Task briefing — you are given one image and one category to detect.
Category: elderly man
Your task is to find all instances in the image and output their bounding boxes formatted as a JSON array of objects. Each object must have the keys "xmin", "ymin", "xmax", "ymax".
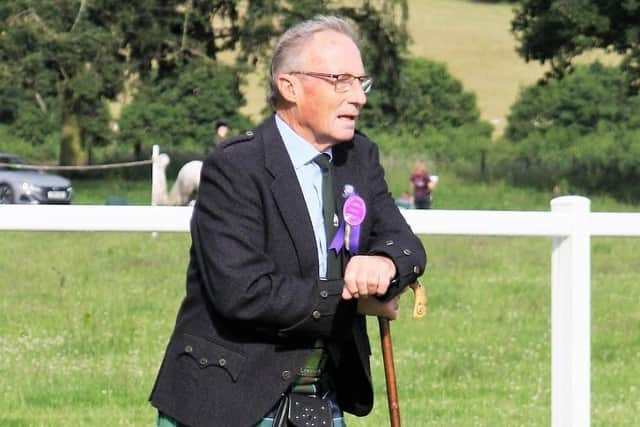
[{"xmin": 150, "ymin": 15, "xmax": 426, "ymax": 427}]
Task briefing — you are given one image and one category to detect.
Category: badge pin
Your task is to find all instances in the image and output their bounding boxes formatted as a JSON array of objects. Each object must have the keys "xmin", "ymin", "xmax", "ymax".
[{"xmin": 342, "ymin": 185, "xmax": 354, "ymax": 198}]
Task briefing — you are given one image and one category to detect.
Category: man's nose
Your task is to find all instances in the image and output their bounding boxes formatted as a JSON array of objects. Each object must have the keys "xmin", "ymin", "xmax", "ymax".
[{"xmin": 348, "ymin": 83, "xmax": 367, "ymax": 107}]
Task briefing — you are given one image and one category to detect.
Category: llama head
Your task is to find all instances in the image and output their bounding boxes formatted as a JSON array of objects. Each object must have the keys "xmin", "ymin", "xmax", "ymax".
[{"xmin": 155, "ymin": 153, "xmax": 170, "ymax": 169}]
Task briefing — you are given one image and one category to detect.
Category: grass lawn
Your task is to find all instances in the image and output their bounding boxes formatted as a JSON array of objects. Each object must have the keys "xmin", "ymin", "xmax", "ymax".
[
  {"xmin": 1, "ymin": 230, "xmax": 638, "ymax": 426},
  {"xmin": 3, "ymin": 164, "xmax": 640, "ymax": 426}
]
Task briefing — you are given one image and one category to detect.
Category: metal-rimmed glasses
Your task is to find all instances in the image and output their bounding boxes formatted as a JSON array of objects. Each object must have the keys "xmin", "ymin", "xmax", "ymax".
[{"xmin": 290, "ymin": 71, "xmax": 373, "ymax": 94}]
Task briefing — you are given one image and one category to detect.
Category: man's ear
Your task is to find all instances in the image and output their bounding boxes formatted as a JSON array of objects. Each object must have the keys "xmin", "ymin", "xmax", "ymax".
[{"xmin": 276, "ymin": 74, "xmax": 299, "ymax": 104}]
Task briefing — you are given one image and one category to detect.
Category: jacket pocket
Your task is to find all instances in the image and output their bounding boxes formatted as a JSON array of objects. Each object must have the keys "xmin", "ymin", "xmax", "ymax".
[{"xmin": 177, "ymin": 333, "xmax": 246, "ymax": 382}]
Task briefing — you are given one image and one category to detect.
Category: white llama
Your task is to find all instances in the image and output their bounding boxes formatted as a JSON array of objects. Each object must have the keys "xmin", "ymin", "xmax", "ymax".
[{"xmin": 152, "ymin": 153, "xmax": 202, "ymax": 206}]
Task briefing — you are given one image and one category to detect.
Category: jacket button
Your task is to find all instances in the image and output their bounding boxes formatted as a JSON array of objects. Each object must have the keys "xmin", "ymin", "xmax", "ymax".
[
  {"xmin": 281, "ymin": 370, "xmax": 291, "ymax": 380},
  {"xmin": 385, "ymin": 240, "xmax": 394, "ymax": 246},
  {"xmin": 218, "ymin": 358, "xmax": 226, "ymax": 367},
  {"xmin": 319, "ymin": 290, "xmax": 328, "ymax": 298},
  {"xmin": 312, "ymin": 310, "xmax": 321, "ymax": 319},
  {"xmin": 413, "ymin": 265, "xmax": 421, "ymax": 274},
  {"xmin": 403, "ymin": 248, "xmax": 412, "ymax": 255},
  {"xmin": 185, "ymin": 345, "xmax": 193, "ymax": 353},
  {"xmin": 199, "ymin": 358, "xmax": 208, "ymax": 366}
]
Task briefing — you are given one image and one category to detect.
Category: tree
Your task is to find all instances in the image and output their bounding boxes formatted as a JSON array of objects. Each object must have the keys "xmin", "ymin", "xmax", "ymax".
[
  {"xmin": 0, "ymin": 1, "xmax": 122, "ymax": 165},
  {"xmin": 234, "ymin": 0, "xmax": 410, "ymax": 126},
  {"xmin": 506, "ymin": 62, "xmax": 640, "ymax": 141},
  {"xmin": 501, "ymin": 62, "xmax": 640, "ymax": 198},
  {"xmin": 392, "ymin": 58, "xmax": 483, "ymax": 132},
  {"xmin": 0, "ymin": 1, "xmax": 409, "ymax": 165},
  {"xmin": 118, "ymin": 61, "xmax": 252, "ymax": 155},
  {"xmin": 511, "ymin": 0, "xmax": 640, "ymax": 93},
  {"xmin": 0, "ymin": 0, "xmax": 244, "ymax": 165}
]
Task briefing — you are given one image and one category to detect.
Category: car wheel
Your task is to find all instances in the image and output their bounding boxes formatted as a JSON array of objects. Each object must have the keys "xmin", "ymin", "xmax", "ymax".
[{"xmin": 0, "ymin": 183, "xmax": 15, "ymax": 204}]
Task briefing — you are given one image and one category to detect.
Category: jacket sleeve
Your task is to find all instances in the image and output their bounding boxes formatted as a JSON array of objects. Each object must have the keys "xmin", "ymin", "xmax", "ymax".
[{"xmin": 360, "ymin": 142, "xmax": 427, "ymax": 301}]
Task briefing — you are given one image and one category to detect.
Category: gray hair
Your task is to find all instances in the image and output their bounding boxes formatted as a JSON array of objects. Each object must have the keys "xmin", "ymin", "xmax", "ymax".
[{"xmin": 268, "ymin": 15, "xmax": 360, "ymax": 109}]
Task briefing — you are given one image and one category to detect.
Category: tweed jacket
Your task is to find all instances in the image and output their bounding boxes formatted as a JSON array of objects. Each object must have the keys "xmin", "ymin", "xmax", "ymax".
[{"xmin": 150, "ymin": 115, "xmax": 426, "ymax": 427}]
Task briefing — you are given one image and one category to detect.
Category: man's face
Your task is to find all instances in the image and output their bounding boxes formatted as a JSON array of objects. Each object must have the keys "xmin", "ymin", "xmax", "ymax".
[{"xmin": 291, "ymin": 30, "xmax": 367, "ymax": 147}]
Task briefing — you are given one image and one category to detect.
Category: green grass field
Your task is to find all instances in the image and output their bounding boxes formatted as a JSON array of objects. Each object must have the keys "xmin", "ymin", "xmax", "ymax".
[
  {"xmin": 3, "ymin": 155, "xmax": 640, "ymax": 426},
  {"xmin": 1, "ymin": 229, "xmax": 639, "ymax": 426}
]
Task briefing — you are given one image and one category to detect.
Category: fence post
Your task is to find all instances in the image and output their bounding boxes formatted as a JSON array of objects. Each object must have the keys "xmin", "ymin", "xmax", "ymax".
[
  {"xmin": 151, "ymin": 145, "xmax": 159, "ymax": 206},
  {"xmin": 550, "ymin": 196, "xmax": 591, "ymax": 427}
]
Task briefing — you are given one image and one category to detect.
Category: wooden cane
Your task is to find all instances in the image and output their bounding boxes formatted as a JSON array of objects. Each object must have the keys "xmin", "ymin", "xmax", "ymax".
[
  {"xmin": 378, "ymin": 282, "xmax": 427, "ymax": 427},
  {"xmin": 378, "ymin": 316, "xmax": 402, "ymax": 427}
]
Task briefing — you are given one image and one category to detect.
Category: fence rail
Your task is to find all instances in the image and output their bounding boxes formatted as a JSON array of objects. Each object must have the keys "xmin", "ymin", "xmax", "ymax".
[{"xmin": 2, "ymin": 195, "xmax": 639, "ymax": 427}]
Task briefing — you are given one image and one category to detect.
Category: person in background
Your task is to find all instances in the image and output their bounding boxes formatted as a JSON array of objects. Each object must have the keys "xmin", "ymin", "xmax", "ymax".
[
  {"xmin": 410, "ymin": 159, "xmax": 436, "ymax": 209},
  {"xmin": 206, "ymin": 119, "xmax": 230, "ymax": 156},
  {"xmin": 394, "ymin": 191, "xmax": 413, "ymax": 209},
  {"xmin": 150, "ymin": 15, "xmax": 426, "ymax": 427},
  {"xmin": 214, "ymin": 119, "xmax": 229, "ymax": 145}
]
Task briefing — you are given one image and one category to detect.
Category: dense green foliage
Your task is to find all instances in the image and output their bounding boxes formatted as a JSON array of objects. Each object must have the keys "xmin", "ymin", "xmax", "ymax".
[
  {"xmin": 506, "ymin": 63, "xmax": 640, "ymax": 141},
  {"xmin": 512, "ymin": 0, "xmax": 640, "ymax": 93},
  {"xmin": 0, "ymin": 85, "xmax": 60, "ymax": 146},
  {"xmin": 362, "ymin": 57, "xmax": 486, "ymax": 132},
  {"xmin": 0, "ymin": 0, "xmax": 411, "ymax": 166},
  {"xmin": 118, "ymin": 61, "xmax": 253, "ymax": 156},
  {"xmin": 0, "ymin": 0, "xmax": 122, "ymax": 164},
  {"xmin": 498, "ymin": 1, "xmax": 640, "ymax": 202},
  {"xmin": 362, "ymin": 57, "xmax": 492, "ymax": 179},
  {"xmin": 3, "ymin": 0, "xmax": 638, "ymax": 203},
  {"xmin": 499, "ymin": 63, "xmax": 640, "ymax": 200},
  {"xmin": 0, "ymin": 0, "xmax": 489, "ymax": 184}
]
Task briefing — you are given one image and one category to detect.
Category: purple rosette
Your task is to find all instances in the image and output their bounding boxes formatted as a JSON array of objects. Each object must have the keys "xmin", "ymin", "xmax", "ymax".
[{"xmin": 330, "ymin": 193, "xmax": 366, "ymax": 254}]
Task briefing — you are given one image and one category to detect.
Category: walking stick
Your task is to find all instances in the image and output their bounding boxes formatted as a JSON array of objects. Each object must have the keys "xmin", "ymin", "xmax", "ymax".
[{"xmin": 378, "ymin": 282, "xmax": 427, "ymax": 427}]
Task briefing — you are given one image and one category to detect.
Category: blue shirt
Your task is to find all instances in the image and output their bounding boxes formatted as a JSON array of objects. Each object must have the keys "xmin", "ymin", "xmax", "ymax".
[{"xmin": 275, "ymin": 114, "xmax": 331, "ymax": 278}]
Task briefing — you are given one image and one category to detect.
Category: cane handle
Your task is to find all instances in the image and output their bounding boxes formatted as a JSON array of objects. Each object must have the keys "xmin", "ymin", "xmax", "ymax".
[{"xmin": 410, "ymin": 282, "xmax": 427, "ymax": 319}]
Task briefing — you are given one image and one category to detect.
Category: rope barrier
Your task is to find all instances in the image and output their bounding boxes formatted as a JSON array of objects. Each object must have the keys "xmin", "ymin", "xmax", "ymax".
[{"xmin": 0, "ymin": 158, "xmax": 153, "ymax": 171}]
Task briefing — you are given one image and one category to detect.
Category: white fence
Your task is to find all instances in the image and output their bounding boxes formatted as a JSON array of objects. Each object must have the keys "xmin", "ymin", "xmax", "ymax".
[{"xmin": 2, "ymin": 196, "xmax": 640, "ymax": 427}]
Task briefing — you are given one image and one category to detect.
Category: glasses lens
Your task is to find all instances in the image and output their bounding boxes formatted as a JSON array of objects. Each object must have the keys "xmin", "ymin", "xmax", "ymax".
[
  {"xmin": 330, "ymin": 74, "xmax": 372, "ymax": 93},
  {"xmin": 361, "ymin": 77, "xmax": 372, "ymax": 94},
  {"xmin": 334, "ymin": 74, "xmax": 353, "ymax": 93}
]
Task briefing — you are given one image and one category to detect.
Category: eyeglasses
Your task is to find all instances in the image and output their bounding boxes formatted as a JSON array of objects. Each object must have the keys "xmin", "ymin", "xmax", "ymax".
[{"xmin": 290, "ymin": 71, "xmax": 373, "ymax": 94}]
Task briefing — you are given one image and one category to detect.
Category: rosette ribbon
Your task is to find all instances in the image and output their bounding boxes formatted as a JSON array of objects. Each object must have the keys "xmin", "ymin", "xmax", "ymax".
[{"xmin": 329, "ymin": 193, "xmax": 366, "ymax": 255}]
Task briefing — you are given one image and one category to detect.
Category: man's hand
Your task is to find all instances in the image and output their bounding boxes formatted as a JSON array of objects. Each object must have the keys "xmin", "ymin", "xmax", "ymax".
[
  {"xmin": 342, "ymin": 255, "xmax": 396, "ymax": 300},
  {"xmin": 357, "ymin": 295, "xmax": 400, "ymax": 320}
]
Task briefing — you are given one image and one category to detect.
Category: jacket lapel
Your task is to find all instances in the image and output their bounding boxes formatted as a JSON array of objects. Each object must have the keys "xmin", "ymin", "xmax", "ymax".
[{"xmin": 262, "ymin": 117, "xmax": 318, "ymax": 276}]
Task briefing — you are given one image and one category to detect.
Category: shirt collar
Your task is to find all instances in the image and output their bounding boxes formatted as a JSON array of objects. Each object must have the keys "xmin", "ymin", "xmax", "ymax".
[{"xmin": 275, "ymin": 114, "xmax": 332, "ymax": 169}]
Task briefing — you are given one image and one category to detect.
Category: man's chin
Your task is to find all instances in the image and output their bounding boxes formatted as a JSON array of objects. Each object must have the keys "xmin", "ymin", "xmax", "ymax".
[{"xmin": 333, "ymin": 128, "xmax": 357, "ymax": 142}]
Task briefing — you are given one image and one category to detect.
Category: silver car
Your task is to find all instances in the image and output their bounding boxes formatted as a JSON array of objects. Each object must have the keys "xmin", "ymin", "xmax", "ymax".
[{"xmin": 0, "ymin": 153, "xmax": 73, "ymax": 204}]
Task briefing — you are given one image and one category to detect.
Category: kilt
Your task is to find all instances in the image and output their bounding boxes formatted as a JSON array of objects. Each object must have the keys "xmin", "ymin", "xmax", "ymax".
[{"xmin": 157, "ymin": 397, "xmax": 347, "ymax": 427}]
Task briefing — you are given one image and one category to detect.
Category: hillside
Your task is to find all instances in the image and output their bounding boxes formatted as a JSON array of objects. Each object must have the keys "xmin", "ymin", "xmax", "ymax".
[{"xmin": 407, "ymin": 0, "xmax": 547, "ymax": 136}]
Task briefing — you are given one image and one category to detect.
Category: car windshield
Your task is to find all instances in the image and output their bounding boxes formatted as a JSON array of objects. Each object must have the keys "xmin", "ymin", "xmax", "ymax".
[{"xmin": 0, "ymin": 155, "xmax": 28, "ymax": 169}]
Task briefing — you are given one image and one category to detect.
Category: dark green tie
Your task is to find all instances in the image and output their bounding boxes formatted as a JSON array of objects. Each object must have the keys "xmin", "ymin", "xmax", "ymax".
[{"xmin": 313, "ymin": 154, "xmax": 340, "ymax": 279}]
